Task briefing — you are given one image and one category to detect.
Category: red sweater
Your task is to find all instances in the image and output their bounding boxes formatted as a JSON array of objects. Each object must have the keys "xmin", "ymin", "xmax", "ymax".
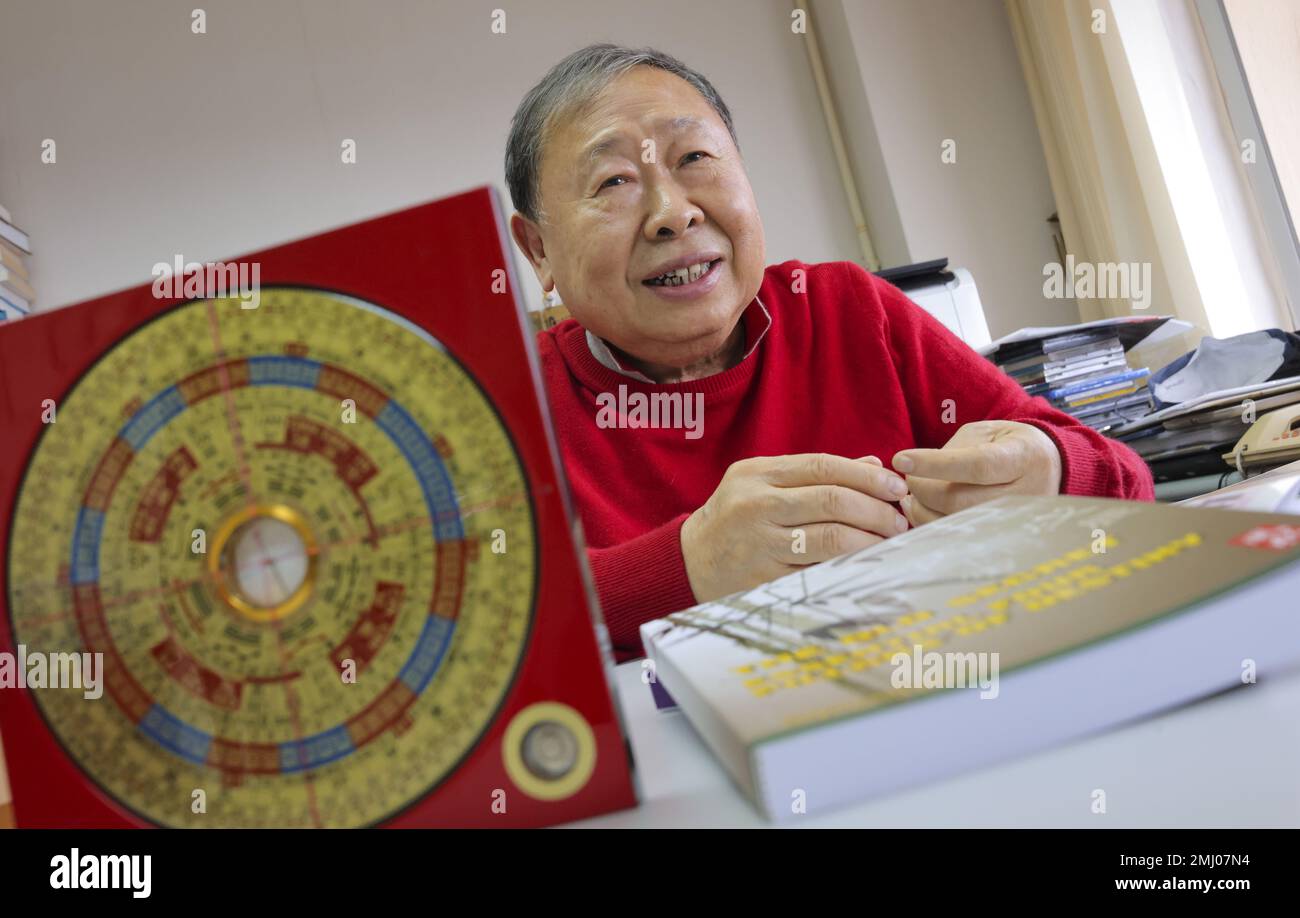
[{"xmin": 537, "ymin": 260, "xmax": 1155, "ymax": 661}]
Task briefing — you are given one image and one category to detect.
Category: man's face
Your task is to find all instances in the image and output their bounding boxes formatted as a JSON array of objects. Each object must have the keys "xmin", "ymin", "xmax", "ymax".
[{"xmin": 512, "ymin": 66, "xmax": 766, "ymax": 371}]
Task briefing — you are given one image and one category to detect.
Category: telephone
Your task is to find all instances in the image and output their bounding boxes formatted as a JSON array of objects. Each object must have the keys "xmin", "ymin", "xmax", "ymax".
[{"xmin": 1223, "ymin": 402, "xmax": 1300, "ymax": 473}]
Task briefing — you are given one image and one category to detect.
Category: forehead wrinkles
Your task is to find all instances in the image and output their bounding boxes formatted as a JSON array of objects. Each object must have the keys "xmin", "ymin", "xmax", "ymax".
[
  {"xmin": 538, "ymin": 78, "xmax": 721, "ymax": 215},
  {"xmin": 582, "ymin": 114, "xmax": 710, "ymax": 167}
]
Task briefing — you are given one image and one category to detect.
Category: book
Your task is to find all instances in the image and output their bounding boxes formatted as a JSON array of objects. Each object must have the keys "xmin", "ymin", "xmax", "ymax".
[
  {"xmin": 0, "ymin": 288, "xmax": 30, "ymax": 316},
  {"xmin": 0, "ymin": 266, "xmax": 35, "ymax": 303},
  {"xmin": 641, "ymin": 494, "xmax": 1300, "ymax": 821},
  {"xmin": 0, "ymin": 216, "xmax": 30, "ymax": 255},
  {"xmin": 0, "ymin": 242, "xmax": 27, "ymax": 279}
]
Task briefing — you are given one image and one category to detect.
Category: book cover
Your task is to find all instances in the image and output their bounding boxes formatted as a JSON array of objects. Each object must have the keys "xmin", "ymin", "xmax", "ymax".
[{"xmin": 642, "ymin": 495, "xmax": 1300, "ymax": 820}]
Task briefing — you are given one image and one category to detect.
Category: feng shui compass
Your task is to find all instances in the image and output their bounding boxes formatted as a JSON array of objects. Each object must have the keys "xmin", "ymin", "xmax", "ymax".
[{"xmin": 0, "ymin": 188, "xmax": 636, "ymax": 827}]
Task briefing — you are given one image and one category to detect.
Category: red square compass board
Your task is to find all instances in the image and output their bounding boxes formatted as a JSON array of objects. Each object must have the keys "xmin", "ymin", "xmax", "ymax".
[{"xmin": 0, "ymin": 186, "xmax": 637, "ymax": 827}]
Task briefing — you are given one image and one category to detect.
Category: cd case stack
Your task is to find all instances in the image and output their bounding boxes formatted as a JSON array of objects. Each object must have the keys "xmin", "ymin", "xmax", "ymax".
[
  {"xmin": 995, "ymin": 331, "xmax": 1151, "ymax": 429},
  {"xmin": 980, "ymin": 316, "xmax": 1190, "ymax": 432}
]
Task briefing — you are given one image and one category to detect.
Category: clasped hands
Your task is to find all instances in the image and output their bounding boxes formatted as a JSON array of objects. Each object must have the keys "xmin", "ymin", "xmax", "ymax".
[{"xmin": 681, "ymin": 420, "xmax": 1063, "ymax": 603}]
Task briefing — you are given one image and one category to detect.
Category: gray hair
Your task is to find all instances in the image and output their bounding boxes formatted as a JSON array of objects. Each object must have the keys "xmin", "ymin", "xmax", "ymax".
[{"xmin": 505, "ymin": 43, "xmax": 739, "ymax": 223}]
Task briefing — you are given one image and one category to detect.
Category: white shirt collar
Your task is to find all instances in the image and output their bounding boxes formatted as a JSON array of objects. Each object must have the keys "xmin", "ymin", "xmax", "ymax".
[{"xmin": 584, "ymin": 294, "xmax": 772, "ymax": 383}]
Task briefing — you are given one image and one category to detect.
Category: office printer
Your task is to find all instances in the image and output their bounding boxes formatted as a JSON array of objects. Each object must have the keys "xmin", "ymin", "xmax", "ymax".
[{"xmin": 875, "ymin": 257, "xmax": 992, "ymax": 350}]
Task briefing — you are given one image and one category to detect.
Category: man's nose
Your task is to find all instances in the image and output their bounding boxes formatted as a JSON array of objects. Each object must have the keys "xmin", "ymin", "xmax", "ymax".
[{"xmin": 643, "ymin": 181, "xmax": 703, "ymax": 238}]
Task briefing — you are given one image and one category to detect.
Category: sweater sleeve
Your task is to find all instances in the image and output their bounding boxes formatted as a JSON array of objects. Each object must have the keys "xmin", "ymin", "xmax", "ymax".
[
  {"xmin": 849, "ymin": 263, "xmax": 1155, "ymax": 501},
  {"xmin": 586, "ymin": 512, "xmax": 698, "ymax": 660}
]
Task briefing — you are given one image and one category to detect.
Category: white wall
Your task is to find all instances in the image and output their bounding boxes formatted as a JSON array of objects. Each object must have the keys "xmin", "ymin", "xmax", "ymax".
[
  {"xmin": 0, "ymin": 0, "xmax": 860, "ymax": 315},
  {"xmin": 813, "ymin": 0, "xmax": 1076, "ymax": 336},
  {"xmin": 0, "ymin": 0, "xmax": 1066, "ymax": 339}
]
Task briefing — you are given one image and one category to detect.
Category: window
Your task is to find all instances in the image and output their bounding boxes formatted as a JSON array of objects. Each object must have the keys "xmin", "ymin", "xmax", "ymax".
[{"xmin": 1198, "ymin": 0, "xmax": 1300, "ymax": 330}]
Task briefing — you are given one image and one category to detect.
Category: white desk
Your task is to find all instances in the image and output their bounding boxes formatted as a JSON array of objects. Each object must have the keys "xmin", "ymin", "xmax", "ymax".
[{"xmin": 569, "ymin": 661, "xmax": 1300, "ymax": 828}]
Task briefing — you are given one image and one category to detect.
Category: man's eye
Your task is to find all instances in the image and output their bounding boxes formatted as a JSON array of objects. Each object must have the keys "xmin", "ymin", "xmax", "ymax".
[
  {"xmin": 682, "ymin": 151, "xmax": 708, "ymax": 165},
  {"xmin": 598, "ymin": 175, "xmax": 628, "ymax": 190}
]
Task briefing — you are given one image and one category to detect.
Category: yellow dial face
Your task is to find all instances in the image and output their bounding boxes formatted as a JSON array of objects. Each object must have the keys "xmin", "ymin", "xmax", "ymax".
[{"xmin": 7, "ymin": 289, "xmax": 536, "ymax": 827}]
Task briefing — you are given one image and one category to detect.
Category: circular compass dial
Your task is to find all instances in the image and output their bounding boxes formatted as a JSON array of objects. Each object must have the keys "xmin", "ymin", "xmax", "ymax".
[{"xmin": 7, "ymin": 288, "xmax": 536, "ymax": 827}]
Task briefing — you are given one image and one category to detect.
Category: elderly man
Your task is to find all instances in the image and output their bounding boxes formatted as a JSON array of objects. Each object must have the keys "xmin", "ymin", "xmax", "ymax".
[{"xmin": 506, "ymin": 43, "xmax": 1154, "ymax": 662}]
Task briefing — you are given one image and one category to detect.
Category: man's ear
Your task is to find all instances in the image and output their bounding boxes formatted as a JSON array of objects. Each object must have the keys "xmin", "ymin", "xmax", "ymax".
[{"xmin": 510, "ymin": 213, "xmax": 553, "ymax": 292}]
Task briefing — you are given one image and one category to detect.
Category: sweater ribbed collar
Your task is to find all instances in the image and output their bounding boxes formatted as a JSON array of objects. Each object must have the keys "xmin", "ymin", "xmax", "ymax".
[
  {"xmin": 561, "ymin": 295, "xmax": 770, "ymax": 398},
  {"xmin": 582, "ymin": 293, "xmax": 771, "ymax": 383}
]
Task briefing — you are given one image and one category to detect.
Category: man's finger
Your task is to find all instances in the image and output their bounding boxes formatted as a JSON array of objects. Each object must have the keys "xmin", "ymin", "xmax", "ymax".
[
  {"xmin": 891, "ymin": 443, "xmax": 1021, "ymax": 485},
  {"xmin": 771, "ymin": 485, "xmax": 910, "ymax": 537},
  {"xmin": 764, "ymin": 453, "xmax": 908, "ymax": 502},
  {"xmin": 905, "ymin": 475, "xmax": 1017, "ymax": 516},
  {"xmin": 902, "ymin": 493, "xmax": 944, "ymax": 527},
  {"xmin": 779, "ymin": 522, "xmax": 884, "ymax": 564}
]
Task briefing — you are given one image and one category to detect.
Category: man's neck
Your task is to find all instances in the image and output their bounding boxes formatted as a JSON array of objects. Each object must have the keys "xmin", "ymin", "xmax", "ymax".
[{"xmin": 608, "ymin": 320, "xmax": 746, "ymax": 384}]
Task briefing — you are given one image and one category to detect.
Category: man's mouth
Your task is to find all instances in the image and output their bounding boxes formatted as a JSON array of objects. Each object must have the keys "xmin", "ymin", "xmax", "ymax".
[{"xmin": 643, "ymin": 259, "xmax": 722, "ymax": 287}]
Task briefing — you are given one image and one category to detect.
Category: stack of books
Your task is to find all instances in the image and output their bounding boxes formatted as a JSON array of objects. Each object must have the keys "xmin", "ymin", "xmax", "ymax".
[
  {"xmin": 980, "ymin": 316, "xmax": 1191, "ymax": 432},
  {"xmin": 0, "ymin": 204, "xmax": 34, "ymax": 321},
  {"xmin": 1002, "ymin": 331, "xmax": 1150, "ymax": 427}
]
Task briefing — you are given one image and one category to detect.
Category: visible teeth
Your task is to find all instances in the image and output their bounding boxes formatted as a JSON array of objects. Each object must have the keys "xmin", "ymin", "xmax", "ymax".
[{"xmin": 649, "ymin": 260, "xmax": 713, "ymax": 286}]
